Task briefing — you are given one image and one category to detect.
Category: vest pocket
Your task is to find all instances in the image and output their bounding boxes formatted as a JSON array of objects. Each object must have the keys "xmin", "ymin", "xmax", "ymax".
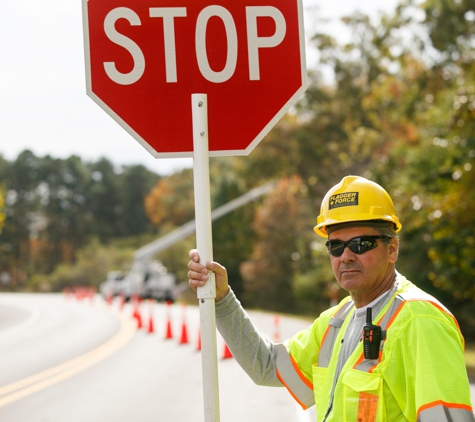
[
  {"xmin": 342, "ymin": 369, "xmax": 384, "ymax": 422},
  {"xmin": 312, "ymin": 365, "xmax": 327, "ymax": 399},
  {"xmin": 312, "ymin": 365, "xmax": 328, "ymax": 420}
]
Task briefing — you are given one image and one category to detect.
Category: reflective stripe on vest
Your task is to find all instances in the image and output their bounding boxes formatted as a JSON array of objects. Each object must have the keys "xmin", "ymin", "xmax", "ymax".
[
  {"xmin": 417, "ymin": 402, "xmax": 475, "ymax": 422},
  {"xmin": 275, "ymin": 343, "xmax": 314, "ymax": 409},
  {"xmin": 274, "ymin": 298, "xmax": 356, "ymax": 409},
  {"xmin": 318, "ymin": 299, "xmax": 354, "ymax": 368}
]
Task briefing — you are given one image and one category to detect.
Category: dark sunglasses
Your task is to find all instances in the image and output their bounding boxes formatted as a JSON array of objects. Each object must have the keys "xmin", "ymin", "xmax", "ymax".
[{"xmin": 325, "ymin": 235, "xmax": 391, "ymax": 257}]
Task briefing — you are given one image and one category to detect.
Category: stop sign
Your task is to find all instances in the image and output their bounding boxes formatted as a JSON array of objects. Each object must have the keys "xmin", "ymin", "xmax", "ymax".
[{"xmin": 82, "ymin": 0, "xmax": 307, "ymax": 157}]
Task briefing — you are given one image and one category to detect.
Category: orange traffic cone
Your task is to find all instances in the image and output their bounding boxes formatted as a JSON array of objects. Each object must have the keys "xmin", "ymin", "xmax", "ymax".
[
  {"xmin": 164, "ymin": 300, "xmax": 173, "ymax": 339},
  {"xmin": 147, "ymin": 299, "xmax": 155, "ymax": 334},
  {"xmin": 179, "ymin": 304, "xmax": 189, "ymax": 345},
  {"xmin": 165, "ymin": 320, "xmax": 173, "ymax": 339},
  {"xmin": 147, "ymin": 314, "xmax": 154, "ymax": 333},
  {"xmin": 147, "ymin": 300, "xmax": 155, "ymax": 334},
  {"xmin": 135, "ymin": 306, "xmax": 143, "ymax": 329},
  {"xmin": 132, "ymin": 297, "xmax": 143, "ymax": 329},
  {"xmin": 196, "ymin": 328, "xmax": 201, "ymax": 351},
  {"xmin": 222, "ymin": 342, "xmax": 233, "ymax": 360},
  {"xmin": 179, "ymin": 322, "xmax": 189, "ymax": 344}
]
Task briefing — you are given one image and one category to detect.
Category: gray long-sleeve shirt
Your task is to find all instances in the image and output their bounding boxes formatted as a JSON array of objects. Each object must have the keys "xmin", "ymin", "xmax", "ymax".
[{"xmin": 215, "ymin": 288, "xmax": 282, "ymax": 387}]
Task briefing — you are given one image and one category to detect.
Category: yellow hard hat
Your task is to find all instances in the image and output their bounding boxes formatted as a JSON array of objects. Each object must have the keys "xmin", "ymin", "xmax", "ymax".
[{"xmin": 314, "ymin": 175, "xmax": 402, "ymax": 238}]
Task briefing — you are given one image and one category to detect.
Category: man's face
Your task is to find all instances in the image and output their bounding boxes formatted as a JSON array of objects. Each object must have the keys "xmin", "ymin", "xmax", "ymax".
[{"xmin": 328, "ymin": 226, "xmax": 399, "ymax": 304}]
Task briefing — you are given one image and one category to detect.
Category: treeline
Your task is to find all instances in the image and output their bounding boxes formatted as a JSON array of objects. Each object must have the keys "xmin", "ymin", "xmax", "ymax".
[
  {"xmin": 0, "ymin": 0, "xmax": 474, "ymax": 338},
  {"xmin": 0, "ymin": 153, "xmax": 160, "ymax": 289}
]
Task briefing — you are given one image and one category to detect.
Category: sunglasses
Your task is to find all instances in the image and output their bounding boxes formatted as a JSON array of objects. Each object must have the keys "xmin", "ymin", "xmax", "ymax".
[{"xmin": 325, "ymin": 235, "xmax": 391, "ymax": 257}]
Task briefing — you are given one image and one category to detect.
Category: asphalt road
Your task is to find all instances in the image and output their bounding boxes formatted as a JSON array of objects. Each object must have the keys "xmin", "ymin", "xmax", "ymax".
[
  {"xmin": 0, "ymin": 293, "xmax": 314, "ymax": 422},
  {"xmin": 0, "ymin": 293, "xmax": 473, "ymax": 421}
]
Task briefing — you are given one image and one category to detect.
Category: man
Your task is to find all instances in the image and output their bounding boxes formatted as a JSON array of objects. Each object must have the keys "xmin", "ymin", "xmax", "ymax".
[{"xmin": 188, "ymin": 175, "xmax": 474, "ymax": 421}]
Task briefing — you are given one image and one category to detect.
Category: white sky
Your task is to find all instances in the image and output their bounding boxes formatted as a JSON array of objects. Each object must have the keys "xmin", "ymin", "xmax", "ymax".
[{"xmin": 0, "ymin": 0, "xmax": 399, "ymax": 176}]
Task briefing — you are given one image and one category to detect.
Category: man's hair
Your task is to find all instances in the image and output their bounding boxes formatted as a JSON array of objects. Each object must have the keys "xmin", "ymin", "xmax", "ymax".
[
  {"xmin": 326, "ymin": 219, "xmax": 399, "ymax": 238},
  {"xmin": 376, "ymin": 225, "xmax": 398, "ymax": 242}
]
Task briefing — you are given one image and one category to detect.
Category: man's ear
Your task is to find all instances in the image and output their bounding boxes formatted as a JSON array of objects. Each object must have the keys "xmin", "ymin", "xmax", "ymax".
[{"xmin": 388, "ymin": 237, "xmax": 399, "ymax": 264}]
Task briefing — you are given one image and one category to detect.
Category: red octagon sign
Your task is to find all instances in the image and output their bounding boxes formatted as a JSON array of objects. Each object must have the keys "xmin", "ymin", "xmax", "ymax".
[{"xmin": 82, "ymin": 0, "xmax": 307, "ymax": 157}]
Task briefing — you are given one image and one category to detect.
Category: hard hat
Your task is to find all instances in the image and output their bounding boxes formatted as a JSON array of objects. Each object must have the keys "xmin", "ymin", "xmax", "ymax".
[{"xmin": 314, "ymin": 175, "xmax": 402, "ymax": 238}]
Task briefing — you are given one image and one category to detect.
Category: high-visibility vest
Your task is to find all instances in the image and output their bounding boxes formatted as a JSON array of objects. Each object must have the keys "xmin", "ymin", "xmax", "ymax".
[{"xmin": 275, "ymin": 274, "xmax": 475, "ymax": 421}]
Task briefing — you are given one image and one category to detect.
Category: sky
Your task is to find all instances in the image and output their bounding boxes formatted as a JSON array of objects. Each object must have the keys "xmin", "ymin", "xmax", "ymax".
[{"xmin": 0, "ymin": 0, "xmax": 399, "ymax": 176}]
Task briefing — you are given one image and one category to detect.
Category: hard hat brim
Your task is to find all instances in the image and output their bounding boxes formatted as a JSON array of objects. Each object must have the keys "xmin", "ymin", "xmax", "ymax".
[{"xmin": 314, "ymin": 217, "xmax": 402, "ymax": 239}]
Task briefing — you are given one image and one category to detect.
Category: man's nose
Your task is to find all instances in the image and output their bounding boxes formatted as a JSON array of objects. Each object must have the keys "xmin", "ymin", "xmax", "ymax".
[{"xmin": 340, "ymin": 245, "xmax": 356, "ymax": 262}]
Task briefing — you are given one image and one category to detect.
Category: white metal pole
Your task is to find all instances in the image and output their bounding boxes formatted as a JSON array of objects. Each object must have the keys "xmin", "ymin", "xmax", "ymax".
[{"xmin": 191, "ymin": 93, "xmax": 220, "ymax": 422}]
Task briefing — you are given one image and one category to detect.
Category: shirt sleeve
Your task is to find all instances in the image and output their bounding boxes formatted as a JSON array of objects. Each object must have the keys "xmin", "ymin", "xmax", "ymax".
[{"xmin": 215, "ymin": 288, "xmax": 283, "ymax": 387}]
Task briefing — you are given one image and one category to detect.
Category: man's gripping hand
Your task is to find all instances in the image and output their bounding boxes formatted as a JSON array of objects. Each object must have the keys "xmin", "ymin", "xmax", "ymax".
[{"xmin": 188, "ymin": 249, "xmax": 230, "ymax": 302}]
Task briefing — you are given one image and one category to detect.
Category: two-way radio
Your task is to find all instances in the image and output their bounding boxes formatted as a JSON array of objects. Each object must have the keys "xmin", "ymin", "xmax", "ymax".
[{"xmin": 363, "ymin": 307, "xmax": 381, "ymax": 360}]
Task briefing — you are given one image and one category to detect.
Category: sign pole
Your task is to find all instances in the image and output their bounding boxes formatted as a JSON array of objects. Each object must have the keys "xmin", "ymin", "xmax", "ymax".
[{"xmin": 192, "ymin": 93, "xmax": 221, "ymax": 422}]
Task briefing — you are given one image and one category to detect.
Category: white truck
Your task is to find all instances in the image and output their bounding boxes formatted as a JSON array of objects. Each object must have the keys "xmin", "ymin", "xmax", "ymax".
[
  {"xmin": 99, "ymin": 270, "xmax": 126, "ymax": 299},
  {"xmin": 117, "ymin": 260, "xmax": 176, "ymax": 302}
]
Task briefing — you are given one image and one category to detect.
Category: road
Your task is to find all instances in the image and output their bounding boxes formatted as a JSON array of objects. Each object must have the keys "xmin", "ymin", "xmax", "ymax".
[
  {"xmin": 0, "ymin": 293, "xmax": 314, "ymax": 422},
  {"xmin": 0, "ymin": 293, "xmax": 473, "ymax": 421}
]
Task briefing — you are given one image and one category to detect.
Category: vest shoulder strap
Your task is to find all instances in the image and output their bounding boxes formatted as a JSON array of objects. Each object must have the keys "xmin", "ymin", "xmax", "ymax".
[{"xmin": 318, "ymin": 299, "xmax": 354, "ymax": 368}]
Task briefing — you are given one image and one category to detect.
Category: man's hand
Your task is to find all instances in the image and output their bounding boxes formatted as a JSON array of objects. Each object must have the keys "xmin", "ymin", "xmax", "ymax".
[{"xmin": 188, "ymin": 249, "xmax": 230, "ymax": 302}]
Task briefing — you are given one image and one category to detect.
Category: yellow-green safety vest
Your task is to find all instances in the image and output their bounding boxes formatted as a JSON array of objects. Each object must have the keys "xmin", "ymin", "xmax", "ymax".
[{"xmin": 275, "ymin": 274, "xmax": 474, "ymax": 421}]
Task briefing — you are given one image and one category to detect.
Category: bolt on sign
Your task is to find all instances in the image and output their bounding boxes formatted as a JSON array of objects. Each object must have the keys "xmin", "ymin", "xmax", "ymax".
[{"xmin": 82, "ymin": 0, "xmax": 307, "ymax": 157}]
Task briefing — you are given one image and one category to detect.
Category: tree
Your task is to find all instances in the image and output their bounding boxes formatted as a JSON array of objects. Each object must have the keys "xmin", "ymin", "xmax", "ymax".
[
  {"xmin": 0, "ymin": 152, "xmax": 162, "ymax": 290},
  {"xmin": 144, "ymin": 168, "xmax": 194, "ymax": 228},
  {"xmin": 371, "ymin": 0, "xmax": 475, "ymax": 337},
  {"xmin": 232, "ymin": 0, "xmax": 475, "ymax": 332},
  {"xmin": 85, "ymin": 157, "xmax": 124, "ymax": 240},
  {"xmin": 209, "ymin": 159, "xmax": 258, "ymax": 301},
  {"xmin": 235, "ymin": 114, "xmax": 301, "ymax": 186},
  {"xmin": 119, "ymin": 165, "xmax": 159, "ymax": 236},
  {"xmin": 240, "ymin": 176, "xmax": 313, "ymax": 312},
  {"xmin": 422, "ymin": 0, "xmax": 475, "ymax": 58},
  {"xmin": 0, "ymin": 150, "xmax": 42, "ymax": 284},
  {"xmin": 29, "ymin": 237, "xmax": 134, "ymax": 292}
]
